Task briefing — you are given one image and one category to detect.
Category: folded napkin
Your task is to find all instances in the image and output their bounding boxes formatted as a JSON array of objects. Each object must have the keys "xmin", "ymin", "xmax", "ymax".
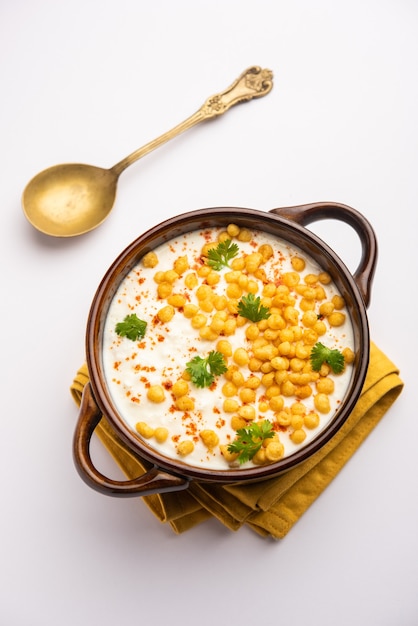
[{"xmin": 70, "ymin": 342, "xmax": 403, "ymax": 539}]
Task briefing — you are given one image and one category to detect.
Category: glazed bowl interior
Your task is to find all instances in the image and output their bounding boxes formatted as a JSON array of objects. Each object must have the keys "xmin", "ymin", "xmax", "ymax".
[{"xmin": 86, "ymin": 207, "xmax": 369, "ymax": 483}]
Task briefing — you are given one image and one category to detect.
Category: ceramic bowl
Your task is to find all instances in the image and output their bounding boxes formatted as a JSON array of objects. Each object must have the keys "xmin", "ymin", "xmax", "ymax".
[{"xmin": 73, "ymin": 202, "xmax": 377, "ymax": 497}]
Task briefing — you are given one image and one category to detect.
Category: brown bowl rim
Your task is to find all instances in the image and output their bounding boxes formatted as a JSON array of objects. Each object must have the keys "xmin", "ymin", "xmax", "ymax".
[{"xmin": 85, "ymin": 206, "xmax": 370, "ymax": 483}]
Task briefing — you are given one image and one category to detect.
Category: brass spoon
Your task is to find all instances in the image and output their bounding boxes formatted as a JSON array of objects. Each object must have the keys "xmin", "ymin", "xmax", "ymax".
[{"xmin": 22, "ymin": 66, "xmax": 273, "ymax": 238}]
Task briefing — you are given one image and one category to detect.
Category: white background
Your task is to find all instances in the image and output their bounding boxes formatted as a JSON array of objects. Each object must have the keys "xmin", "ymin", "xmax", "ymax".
[{"xmin": 1, "ymin": 1, "xmax": 417, "ymax": 624}]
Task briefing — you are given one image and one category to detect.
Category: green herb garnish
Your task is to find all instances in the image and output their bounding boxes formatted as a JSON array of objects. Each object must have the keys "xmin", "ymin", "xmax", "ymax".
[
  {"xmin": 186, "ymin": 351, "xmax": 228, "ymax": 388},
  {"xmin": 237, "ymin": 293, "xmax": 271, "ymax": 322},
  {"xmin": 115, "ymin": 314, "xmax": 147, "ymax": 341},
  {"xmin": 228, "ymin": 420, "xmax": 275, "ymax": 464},
  {"xmin": 310, "ymin": 342, "xmax": 345, "ymax": 374},
  {"xmin": 207, "ymin": 239, "xmax": 239, "ymax": 270}
]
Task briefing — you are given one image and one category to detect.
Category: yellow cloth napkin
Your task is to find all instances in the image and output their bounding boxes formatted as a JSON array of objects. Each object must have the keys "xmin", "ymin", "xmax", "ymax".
[{"xmin": 70, "ymin": 342, "xmax": 403, "ymax": 539}]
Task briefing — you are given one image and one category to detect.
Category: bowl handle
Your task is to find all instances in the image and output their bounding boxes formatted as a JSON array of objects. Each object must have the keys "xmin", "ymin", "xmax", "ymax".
[
  {"xmin": 270, "ymin": 202, "xmax": 377, "ymax": 307},
  {"xmin": 73, "ymin": 383, "xmax": 189, "ymax": 497}
]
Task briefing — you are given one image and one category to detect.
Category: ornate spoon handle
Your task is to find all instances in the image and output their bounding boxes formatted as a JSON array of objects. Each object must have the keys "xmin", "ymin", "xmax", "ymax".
[
  {"xmin": 111, "ymin": 66, "xmax": 273, "ymax": 176},
  {"xmin": 199, "ymin": 65, "xmax": 274, "ymax": 118}
]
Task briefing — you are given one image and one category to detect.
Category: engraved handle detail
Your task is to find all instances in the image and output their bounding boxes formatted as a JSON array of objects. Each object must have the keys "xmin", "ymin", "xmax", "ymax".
[
  {"xmin": 111, "ymin": 66, "xmax": 273, "ymax": 176},
  {"xmin": 199, "ymin": 66, "xmax": 274, "ymax": 119}
]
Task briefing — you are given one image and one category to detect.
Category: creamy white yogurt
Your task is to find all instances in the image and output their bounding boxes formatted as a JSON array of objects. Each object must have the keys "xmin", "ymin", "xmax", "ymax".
[{"xmin": 102, "ymin": 226, "xmax": 354, "ymax": 470}]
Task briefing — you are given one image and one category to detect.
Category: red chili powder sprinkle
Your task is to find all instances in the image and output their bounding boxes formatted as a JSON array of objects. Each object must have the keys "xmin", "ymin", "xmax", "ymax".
[{"xmin": 185, "ymin": 423, "xmax": 198, "ymax": 437}]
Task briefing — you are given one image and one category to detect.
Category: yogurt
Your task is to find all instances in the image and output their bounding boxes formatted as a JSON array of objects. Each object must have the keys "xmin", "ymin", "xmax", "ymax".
[{"xmin": 102, "ymin": 225, "xmax": 354, "ymax": 470}]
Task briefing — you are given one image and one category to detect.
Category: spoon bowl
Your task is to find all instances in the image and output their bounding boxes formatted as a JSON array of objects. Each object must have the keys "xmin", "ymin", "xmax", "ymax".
[
  {"xmin": 22, "ymin": 66, "xmax": 273, "ymax": 238},
  {"xmin": 23, "ymin": 164, "xmax": 118, "ymax": 237}
]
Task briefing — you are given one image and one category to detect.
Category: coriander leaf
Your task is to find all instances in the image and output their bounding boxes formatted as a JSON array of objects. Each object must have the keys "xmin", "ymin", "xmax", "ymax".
[
  {"xmin": 186, "ymin": 350, "xmax": 227, "ymax": 388},
  {"xmin": 207, "ymin": 239, "xmax": 239, "ymax": 270},
  {"xmin": 206, "ymin": 350, "xmax": 228, "ymax": 376},
  {"xmin": 228, "ymin": 420, "xmax": 275, "ymax": 464},
  {"xmin": 186, "ymin": 356, "xmax": 213, "ymax": 388},
  {"xmin": 115, "ymin": 314, "xmax": 147, "ymax": 341},
  {"xmin": 310, "ymin": 342, "xmax": 345, "ymax": 374},
  {"xmin": 237, "ymin": 293, "xmax": 271, "ymax": 322}
]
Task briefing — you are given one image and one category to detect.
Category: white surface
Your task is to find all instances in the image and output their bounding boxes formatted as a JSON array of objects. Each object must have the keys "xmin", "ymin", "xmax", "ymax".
[{"xmin": 1, "ymin": 1, "xmax": 416, "ymax": 624}]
